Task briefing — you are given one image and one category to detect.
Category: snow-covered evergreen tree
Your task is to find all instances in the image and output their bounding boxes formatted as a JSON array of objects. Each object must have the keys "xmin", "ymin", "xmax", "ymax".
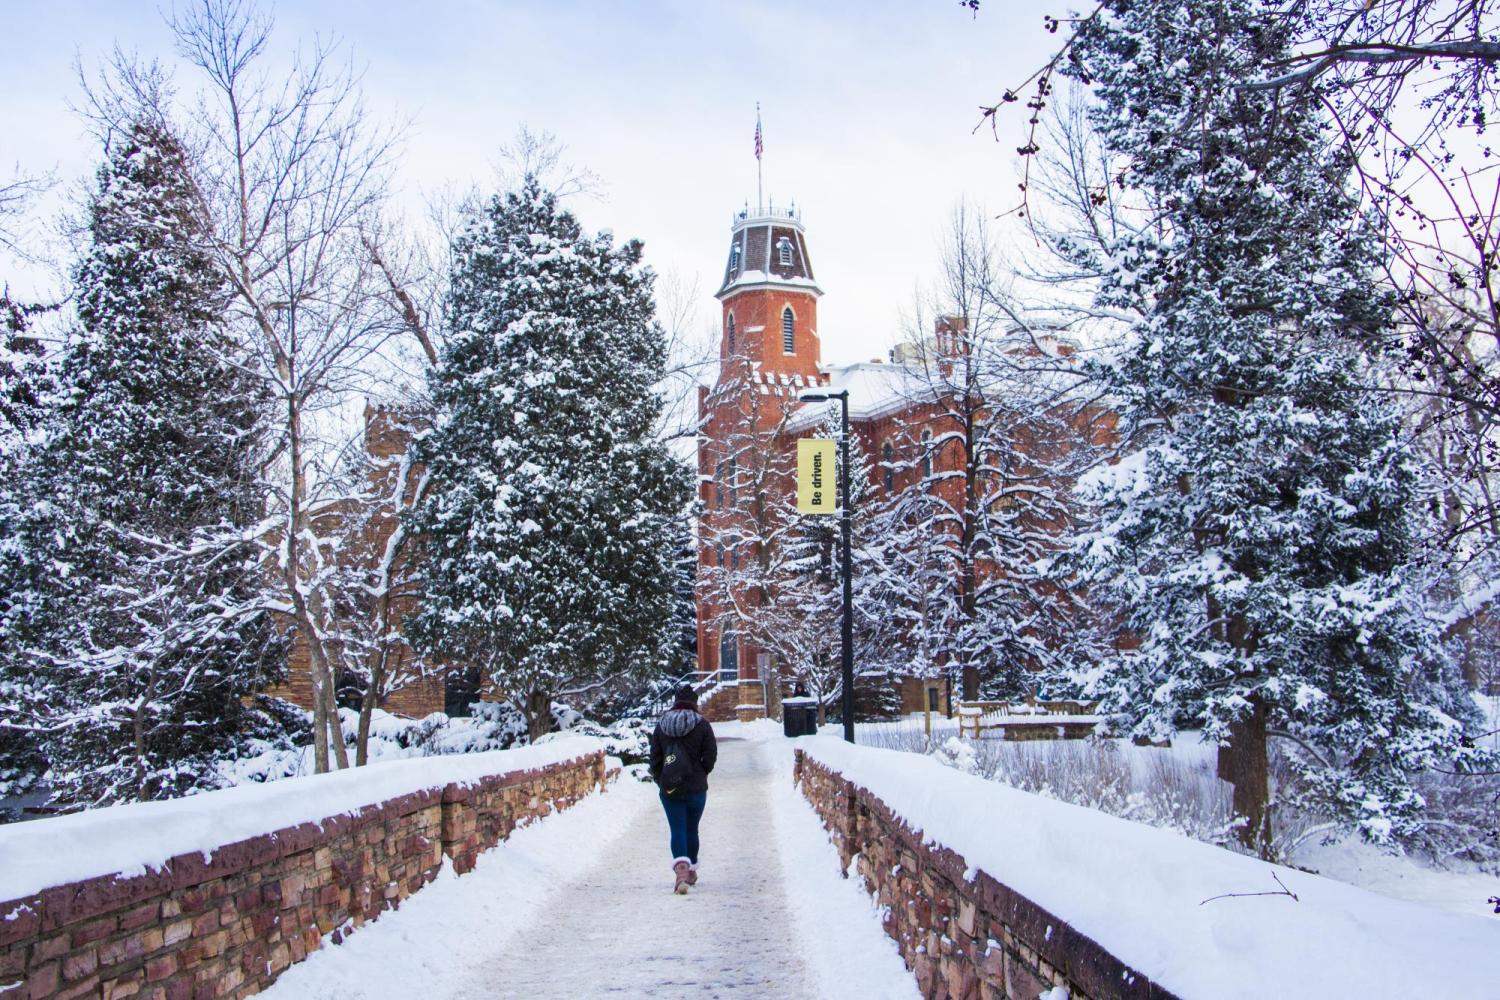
[
  {"xmin": 2, "ymin": 119, "xmax": 283, "ymax": 805},
  {"xmin": 409, "ymin": 177, "xmax": 690, "ymax": 741},
  {"xmin": 1061, "ymin": 0, "xmax": 1491, "ymax": 853}
]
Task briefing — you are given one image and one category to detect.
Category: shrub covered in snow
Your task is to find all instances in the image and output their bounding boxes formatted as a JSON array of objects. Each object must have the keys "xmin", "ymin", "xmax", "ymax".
[
  {"xmin": 871, "ymin": 726, "xmax": 1500, "ymax": 879},
  {"xmin": 216, "ymin": 699, "xmax": 642, "ymax": 789}
]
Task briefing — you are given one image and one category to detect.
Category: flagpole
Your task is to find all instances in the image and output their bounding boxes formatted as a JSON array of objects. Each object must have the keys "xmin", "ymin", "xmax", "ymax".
[{"xmin": 756, "ymin": 103, "xmax": 763, "ymax": 213}]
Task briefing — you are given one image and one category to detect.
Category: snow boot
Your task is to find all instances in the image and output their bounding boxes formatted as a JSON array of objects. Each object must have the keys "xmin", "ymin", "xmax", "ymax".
[
  {"xmin": 686, "ymin": 863, "xmax": 698, "ymax": 886},
  {"xmin": 673, "ymin": 859, "xmax": 692, "ymax": 894}
]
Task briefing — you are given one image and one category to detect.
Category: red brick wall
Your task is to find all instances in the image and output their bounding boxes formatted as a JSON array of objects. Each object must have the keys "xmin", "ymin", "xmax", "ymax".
[
  {"xmin": 794, "ymin": 751, "xmax": 1180, "ymax": 1000},
  {"xmin": 0, "ymin": 752, "xmax": 614, "ymax": 1000}
]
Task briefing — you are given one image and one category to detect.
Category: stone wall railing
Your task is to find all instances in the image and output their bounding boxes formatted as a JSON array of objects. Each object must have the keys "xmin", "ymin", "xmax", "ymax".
[
  {"xmin": 795, "ymin": 750, "xmax": 1175, "ymax": 1000},
  {"xmin": 1, "ymin": 744, "xmax": 615, "ymax": 1000}
]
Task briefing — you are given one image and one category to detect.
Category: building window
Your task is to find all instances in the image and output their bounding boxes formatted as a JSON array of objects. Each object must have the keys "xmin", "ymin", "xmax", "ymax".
[
  {"xmin": 726, "ymin": 456, "xmax": 738, "ymax": 505},
  {"xmin": 782, "ymin": 307, "xmax": 795, "ymax": 354},
  {"xmin": 729, "ymin": 243, "xmax": 741, "ymax": 277},
  {"xmin": 778, "ymin": 237, "xmax": 793, "ymax": 267},
  {"xmin": 882, "ymin": 441, "xmax": 894, "ymax": 493},
  {"xmin": 921, "ymin": 429, "xmax": 933, "ymax": 481},
  {"xmin": 727, "ymin": 313, "xmax": 736, "ymax": 356},
  {"xmin": 719, "ymin": 632, "xmax": 739, "ymax": 681}
]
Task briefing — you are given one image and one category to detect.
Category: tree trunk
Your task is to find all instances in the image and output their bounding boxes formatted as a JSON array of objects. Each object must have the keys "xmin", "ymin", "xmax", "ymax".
[
  {"xmin": 961, "ymin": 664, "xmax": 980, "ymax": 701},
  {"xmin": 526, "ymin": 688, "xmax": 552, "ymax": 743},
  {"xmin": 1217, "ymin": 695, "xmax": 1272, "ymax": 857},
  {"xmin": 355, "ymin": 680, "xmax": 379, "ymax": 767},
  {"xmin": 309, "ymin": 654, "xmax": 330, "ymax": 773}
]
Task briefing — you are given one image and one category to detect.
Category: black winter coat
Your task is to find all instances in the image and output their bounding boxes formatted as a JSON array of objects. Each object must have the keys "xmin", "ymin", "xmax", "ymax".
[{"xmin": 648, "ymin": 707, "xmax": 717, "ymax": 794}]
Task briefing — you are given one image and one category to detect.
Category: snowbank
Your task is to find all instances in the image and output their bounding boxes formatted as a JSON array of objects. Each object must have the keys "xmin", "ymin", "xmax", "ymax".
[
  {"xmin": 0, "ymin": 736, "xmax": 604, "ymax": 904},
  {"xmin": 801, "ymin": 737, "xmax": 1500, "ymax": 999}
]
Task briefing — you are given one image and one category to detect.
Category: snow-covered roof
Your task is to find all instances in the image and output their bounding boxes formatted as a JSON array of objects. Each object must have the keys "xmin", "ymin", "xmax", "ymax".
[{"xmin": 784, "ymin": 361, "xmax": 930, "ymax": 433}]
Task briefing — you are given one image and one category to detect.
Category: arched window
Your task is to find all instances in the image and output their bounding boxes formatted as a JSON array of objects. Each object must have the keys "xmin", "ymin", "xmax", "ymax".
[
  {"xmin": 726, "ymin": 313, "xmax": 736, "ymax": 356},
  {"xmin": 778, "ymin": 237, "xmax": 793, "ymax": 267},
  {"xmin": 882, "ymin": 441, "xmax": 894, "ymax": 493},
  {"xmin": 782, "ymin": 307, "xmax": 795, "ymax": 354},
  {"xmin": 921, "ymin": 429, "xmax": 934, "ymax": 481},
  {"xmin": 726, "ymin": 456, "xmax": 738, "ymax": 506}
]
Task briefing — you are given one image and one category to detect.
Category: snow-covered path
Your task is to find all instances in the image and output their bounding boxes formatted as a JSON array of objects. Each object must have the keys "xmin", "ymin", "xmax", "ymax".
[
  {"xmin": 458, "ymin": 739, "xmax": 812, "ymax": 998},
  {"xmin": 262, "ymin": 732, "xmax": 916, "ymax": 1000}
]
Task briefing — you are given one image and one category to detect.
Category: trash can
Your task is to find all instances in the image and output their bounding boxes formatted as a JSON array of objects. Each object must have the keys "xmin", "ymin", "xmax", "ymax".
[{"xmin": 782, "ymin": 696, "xmax": 819, "ymax": 737}]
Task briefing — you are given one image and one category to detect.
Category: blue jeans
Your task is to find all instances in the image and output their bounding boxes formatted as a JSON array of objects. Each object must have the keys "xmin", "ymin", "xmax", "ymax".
[{"xmin": 659, "ymin": 789, "xmax": 707, "ymax": 863}]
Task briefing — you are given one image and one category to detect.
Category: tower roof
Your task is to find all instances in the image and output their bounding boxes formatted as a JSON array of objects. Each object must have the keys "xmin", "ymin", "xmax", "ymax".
[{"xmin": 716, "ymin": 202, "xmax": 821, "ymax": 299}]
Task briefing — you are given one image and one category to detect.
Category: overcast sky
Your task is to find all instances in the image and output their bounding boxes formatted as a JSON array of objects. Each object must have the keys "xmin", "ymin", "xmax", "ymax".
[{"xmin": 2, "ymin": 1, "xmax": 1048, "ymax": 365}]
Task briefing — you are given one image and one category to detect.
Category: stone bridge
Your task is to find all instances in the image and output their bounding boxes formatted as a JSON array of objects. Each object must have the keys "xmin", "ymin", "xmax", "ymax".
[{"xmin": 2, "ymin": 733, "xmax": 1497, "ymax": 1000}]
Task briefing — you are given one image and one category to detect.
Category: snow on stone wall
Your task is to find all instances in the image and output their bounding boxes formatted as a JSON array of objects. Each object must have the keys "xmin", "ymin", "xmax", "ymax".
[
  {"xmin": 795, "ymin": 737, "xmax": 1500, "ymax": 1000},
  {"xmin": 0, "ymin": 738, "xmax": 614, "ymax": 999}
]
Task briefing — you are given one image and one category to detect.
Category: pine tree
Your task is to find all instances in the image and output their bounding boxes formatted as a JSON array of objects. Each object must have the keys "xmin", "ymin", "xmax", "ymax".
[
  {"xmin": 1061, "ymin": 0, "xmax": 1491, "ymax": 853},
  {"xmin": 5, "ymin": 119, "xmax": 283, "ymax": 805},
  {"xmin": 409, "ymin": 177, "xmax": 691, "ymax": 741},
  {"xmin": 0, "ymin": 294, "xmax": 56, "ymax": 794}
]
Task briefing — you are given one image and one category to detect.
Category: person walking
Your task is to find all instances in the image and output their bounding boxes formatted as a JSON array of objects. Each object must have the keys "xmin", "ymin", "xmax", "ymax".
[{"xmin": 648, "ymin": 685, "xmax": 717, "ymax": 894}]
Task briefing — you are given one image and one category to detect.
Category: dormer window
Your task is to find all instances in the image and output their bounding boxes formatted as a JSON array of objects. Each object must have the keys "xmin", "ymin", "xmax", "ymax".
[
  {"xmin": 777, "ymin": 237, "xmax": 793, "ymax": 268},
  {"xmin": 729, "ymin": 244, "xmax": 741, "ymax": 277},
  {"xmin": 727, "ymin": 314, "xmax": 736, "ymax": 356},
  {"xmin": 782, "ymin": 307, "xmax": 795, "ymax": 354}
]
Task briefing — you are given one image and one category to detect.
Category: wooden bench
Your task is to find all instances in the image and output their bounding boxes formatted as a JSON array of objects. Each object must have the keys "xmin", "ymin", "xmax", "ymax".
[{"xmin": 956, "ymin": 699, "xmax": 1102, "ymax": 740}]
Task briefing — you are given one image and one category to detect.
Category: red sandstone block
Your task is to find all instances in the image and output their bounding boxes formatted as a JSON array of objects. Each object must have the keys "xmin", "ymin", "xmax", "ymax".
[
  {"xmin": 145, "ymin": 955, "xmax": 177, "ymax": 983},
  {"xmin": 102, "ymin": 970, "xmax": 143, "ymax": 999},
  {"xmin": 162, "ymin": 919, "xmax": 192, "ymax": 949},
  {"xmin": 0, "ymin": 947, "xmax": 23, "ymax": 980},
  {"xmin": 61, "ymin": 948, "xmax": 98, "ymax": 982},
  {"xmin": 197, "ymin": 933, "xmax": 227, "ymax": 961},
  {"xmin": 162, "ymin": 977, "xmax": 192, "ymax": 1000},
  {"xmin": 71, "ymin": 915, "xmax": 118, "ymax": 947},
  {"xmin": 33, "ymin": 933, "xmax": 70, "ymax": 963},
  {"xmin": 55, "ymin": 974, "xmax": 101, "ymax": 1000},
  {"xmin": 0, "ymin": 898, "xmax": 41, "ymax": 948},
  {"xmin": 25, "ymin": 960, "xmax": 60, "ymax": 999},
  {"xmin": 117, "ymin": 902, "xmax": 160, "ymax": 935},
  {"xmin": 98, "ymin": 932, "xmax": 146, "ymax": 969}
]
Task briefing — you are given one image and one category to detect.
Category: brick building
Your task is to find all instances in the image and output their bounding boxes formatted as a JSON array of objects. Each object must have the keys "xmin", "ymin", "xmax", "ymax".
[{"xmin": 695, "ymin": 202, "xmax": 1098, "ymax": 722}]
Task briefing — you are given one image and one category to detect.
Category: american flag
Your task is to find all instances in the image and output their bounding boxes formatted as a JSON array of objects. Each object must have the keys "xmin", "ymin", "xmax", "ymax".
[{"xmin": 754, "ymin": 107, "xmax": 763, "ymax": 161}]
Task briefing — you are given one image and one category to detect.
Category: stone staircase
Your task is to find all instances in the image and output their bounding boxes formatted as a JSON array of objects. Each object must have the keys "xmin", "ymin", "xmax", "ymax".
[{"xmin": 698, "ymin": 682, "xmax": 743, "ymax": 722}]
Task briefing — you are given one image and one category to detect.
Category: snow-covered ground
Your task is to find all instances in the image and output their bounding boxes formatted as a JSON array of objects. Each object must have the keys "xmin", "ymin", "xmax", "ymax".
[
  {"xmin": 859, "ymin": 715, "xmax": 1500, "ymax": 923},
  {"xmin": 262, "ymin": 726, "xmax": 915, "ymax": 1000},
  {"xmin": 802, "ymin": 736, "xmax": 1500, "ymax": 999}
]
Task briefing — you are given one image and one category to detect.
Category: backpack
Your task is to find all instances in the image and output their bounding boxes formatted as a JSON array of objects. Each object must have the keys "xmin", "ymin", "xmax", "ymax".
[{"xmin": 658, "ymin": 736, "xmax": 694, "ymax": 799}]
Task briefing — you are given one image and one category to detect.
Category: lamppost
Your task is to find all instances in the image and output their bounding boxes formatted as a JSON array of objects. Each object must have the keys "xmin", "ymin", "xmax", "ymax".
[{"xmin": 799, "ymin": 389, "xmax": 854, "ymax": 743}]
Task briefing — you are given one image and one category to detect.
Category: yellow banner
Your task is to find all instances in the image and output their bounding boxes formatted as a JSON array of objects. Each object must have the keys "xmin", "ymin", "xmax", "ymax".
[{"xmin": 797, "ymin": 438, "xmax": 837, "ymax": 515}]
